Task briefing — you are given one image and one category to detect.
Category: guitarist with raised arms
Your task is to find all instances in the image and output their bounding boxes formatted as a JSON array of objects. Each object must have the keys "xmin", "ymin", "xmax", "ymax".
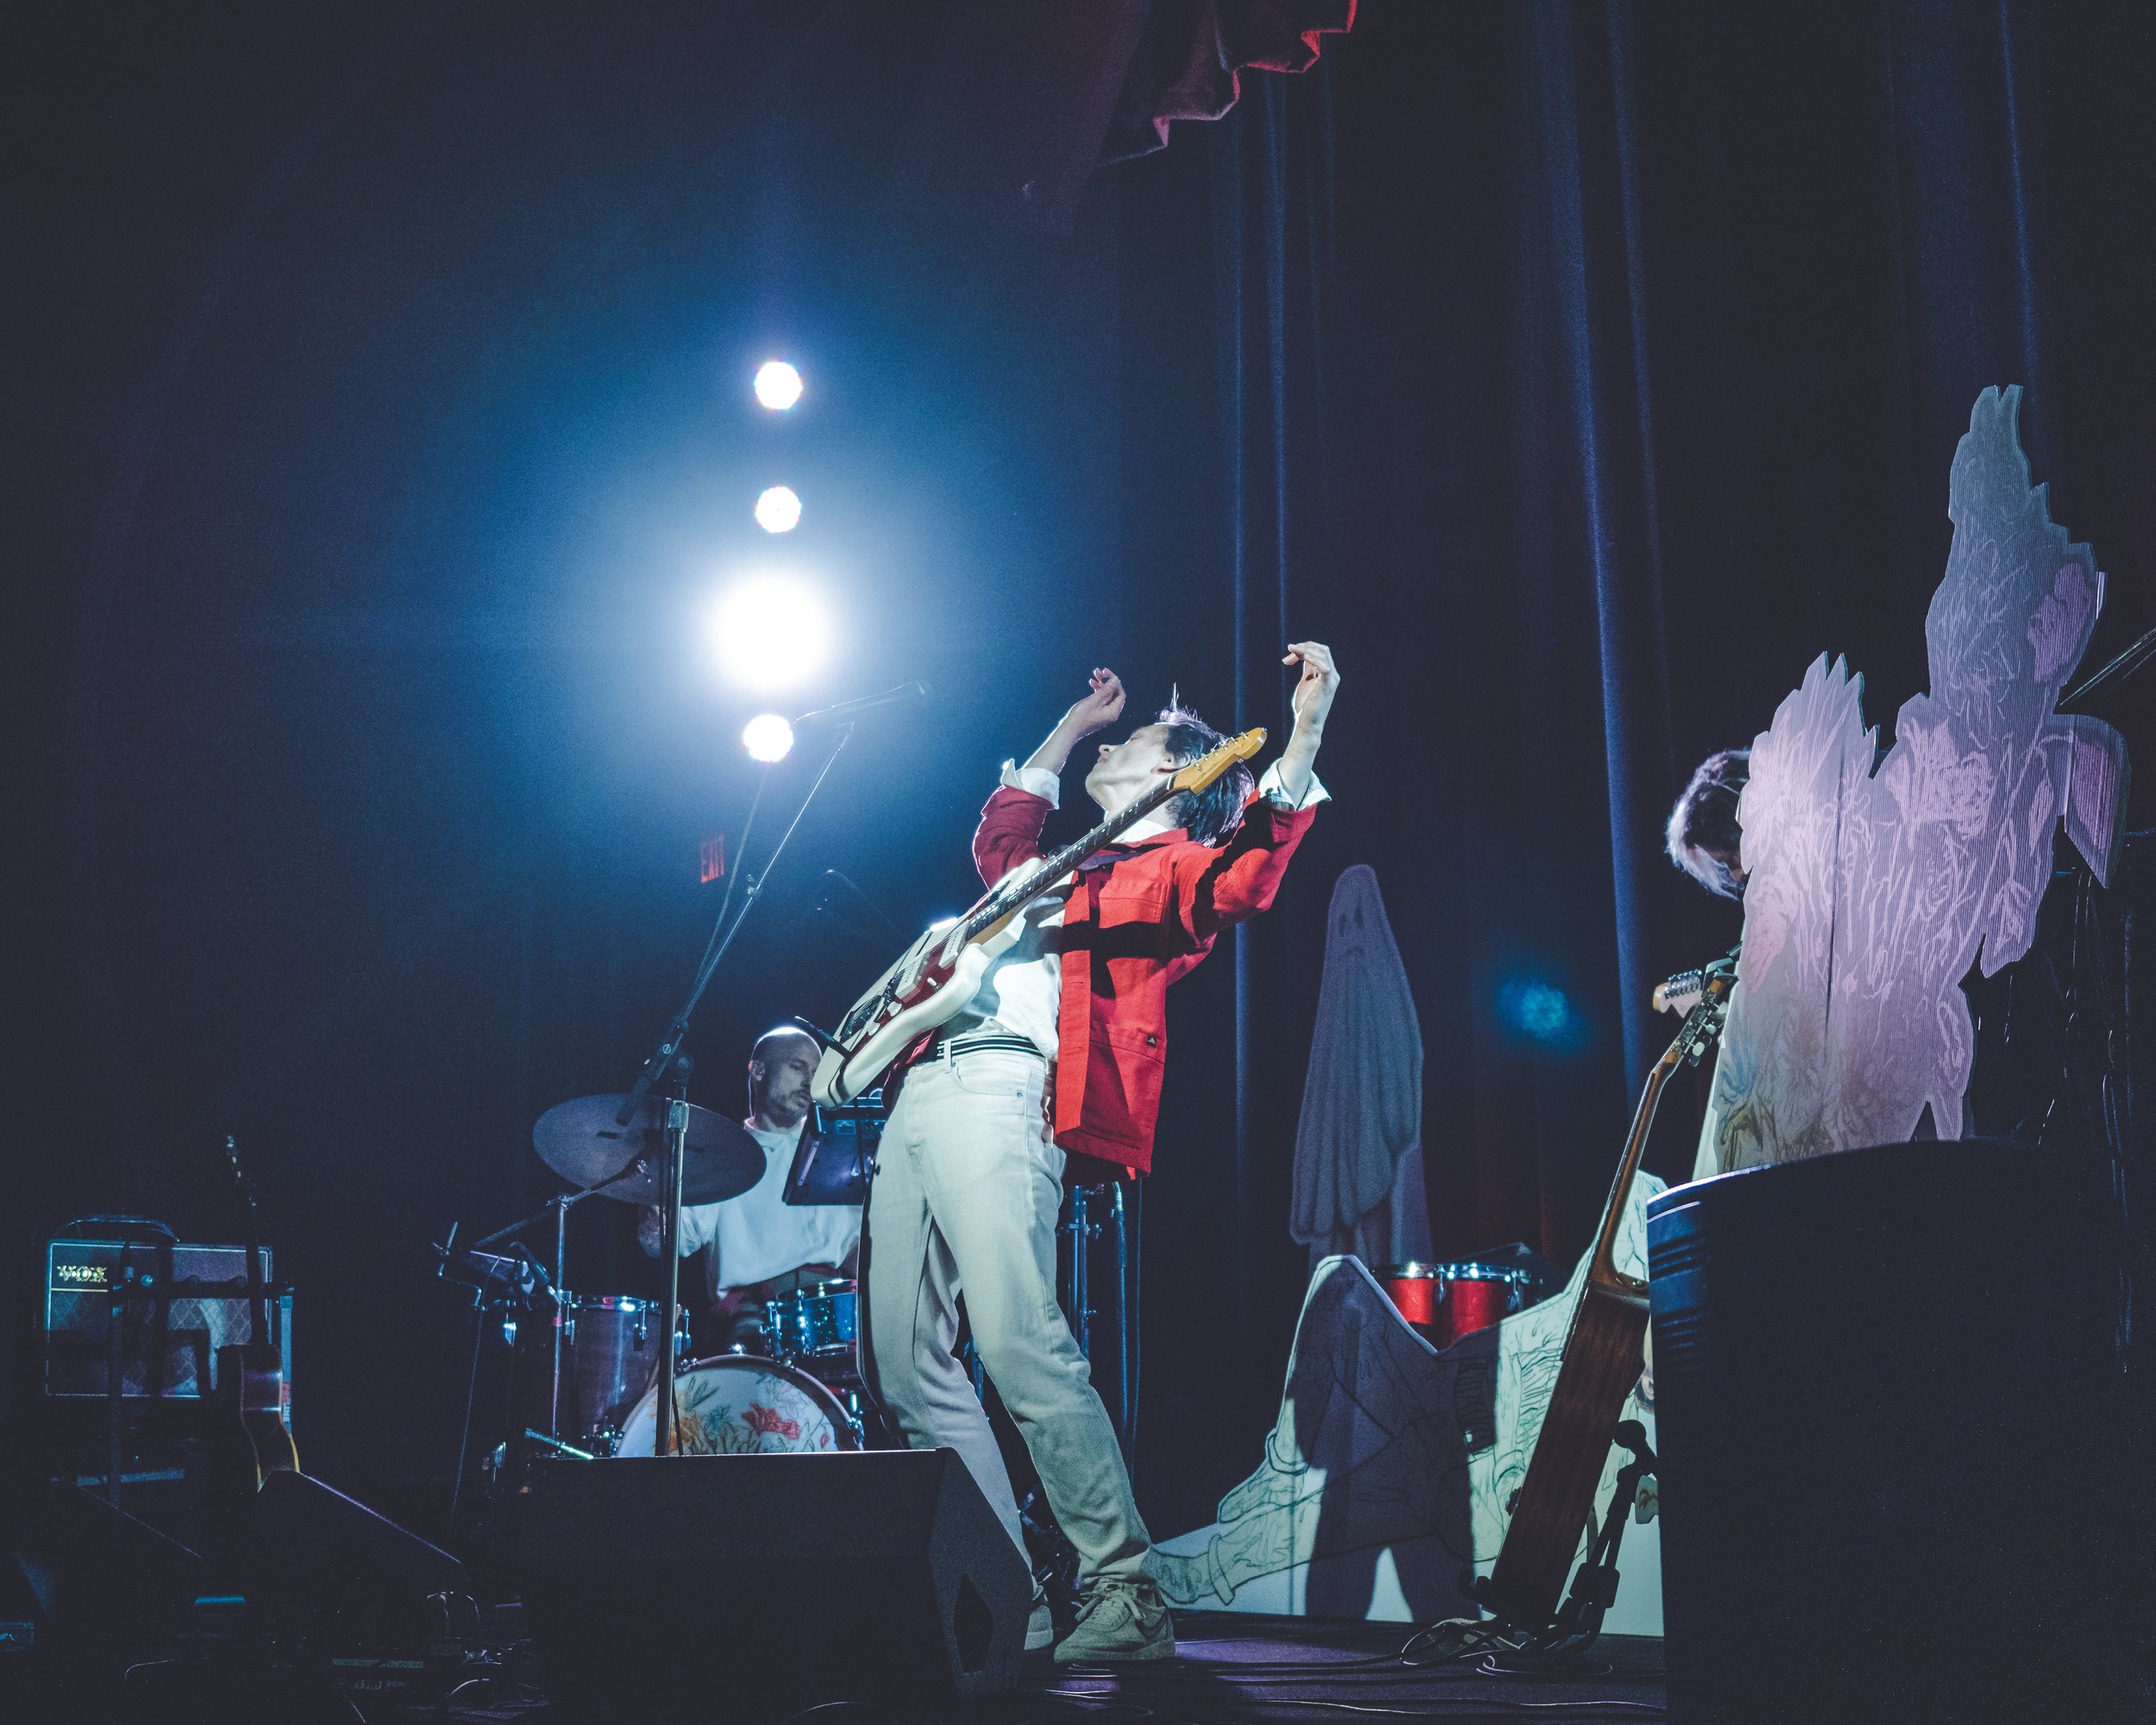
[{"xmin": 856, "ymin": 645, "xmax": 1339, "ymax": 1665}]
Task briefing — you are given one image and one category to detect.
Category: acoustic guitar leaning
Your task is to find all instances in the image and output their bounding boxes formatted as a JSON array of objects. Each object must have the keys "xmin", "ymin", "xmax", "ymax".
[
  {"xmin": 1482, "ymin": 953, "xmax": 1736, "ymax": 1630},
  {"xmin": 208, "ymin": 1135, "xmax": 298, "ymax": 1510}
]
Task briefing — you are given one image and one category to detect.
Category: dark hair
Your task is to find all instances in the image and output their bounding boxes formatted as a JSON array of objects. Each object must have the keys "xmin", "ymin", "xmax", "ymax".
[
  {"xmin": 1155, "ymin": 701, "xmax": 1256, "ymax": 846},
  {"xmin": 1666, "ymin": 749, "xmax": 1751, "ymax": 900}
]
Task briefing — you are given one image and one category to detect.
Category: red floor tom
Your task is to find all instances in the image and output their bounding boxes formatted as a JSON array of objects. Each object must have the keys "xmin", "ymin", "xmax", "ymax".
[
  {"xmin": 1376, "ymin": 1263, "xmax": 1444, "ymax": 1330},
  {"xmin": 1432, "ymin": 1261, "xmax": 1530, "ymax": 1346}
]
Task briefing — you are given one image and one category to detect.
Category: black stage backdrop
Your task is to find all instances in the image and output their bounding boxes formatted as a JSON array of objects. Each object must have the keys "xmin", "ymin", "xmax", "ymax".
[{"xmin": 11, "ymin": 1, "xmax": 2156, "ymax": 1541}]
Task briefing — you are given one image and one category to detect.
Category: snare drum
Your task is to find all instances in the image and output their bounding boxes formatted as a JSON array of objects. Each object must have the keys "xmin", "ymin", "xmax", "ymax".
[
  {"xmin": 763, "ymin": 1279, "xmax": 858, "ymax": 1371},
  {"xmin": 613, "ymin": 1354, "xmax": 859, "ymax": 1455}
]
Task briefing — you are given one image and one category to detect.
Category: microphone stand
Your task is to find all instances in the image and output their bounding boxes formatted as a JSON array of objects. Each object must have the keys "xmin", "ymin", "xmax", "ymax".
[{"xmin": 613, "ymin": 721, "xmax": 859, "ymax": 1455}]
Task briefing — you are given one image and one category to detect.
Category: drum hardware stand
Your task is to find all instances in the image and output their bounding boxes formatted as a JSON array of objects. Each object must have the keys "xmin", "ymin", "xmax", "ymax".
[
  {"xmin": 611, "ymin": 719, "xmax": 860, "ymax": 1458},
  {"xmin": 653, "ymin": 1070, "xmax": 692, "ymax": 1458},
  {"xmin": 548, "ymin": 1198, "xmax": 574, "ymax": 1434},
  {"xmin": 1065, "ymin": 1189, "xmax": 1101, "ymax": 1358},
  {"xmin": 461, "ymin": 1191, "xmax": 596, "ymax": 1441},
  {"xmin": 1061, "ymin": 1185, "xmax": 1135, "ymax": 1458}
]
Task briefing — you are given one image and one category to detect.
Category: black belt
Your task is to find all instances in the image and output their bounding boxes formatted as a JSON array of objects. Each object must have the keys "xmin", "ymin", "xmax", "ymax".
[{"xmin": 935, "ymin": 1032, "xmax": 1045, "ymax": 1063}]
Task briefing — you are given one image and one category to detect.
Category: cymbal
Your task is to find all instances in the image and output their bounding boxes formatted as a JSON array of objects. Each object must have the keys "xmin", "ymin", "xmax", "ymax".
[{"xmin": 532, "ymin": 1095, "xmax": 768, "ymax": 1206}]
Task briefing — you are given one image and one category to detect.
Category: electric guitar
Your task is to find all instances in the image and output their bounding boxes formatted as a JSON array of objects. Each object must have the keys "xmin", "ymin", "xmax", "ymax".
[
  {"xmin": 812, "ymin": 728, "xmax": 1266, "ymax": 1107},
  {"xmin": 209, "ymin": 1135, "xmax": 299, "ymax": 1506},
  {"xmin": 1482, "ymin": 950, "xmax": 1737, "ymax": 1629}
]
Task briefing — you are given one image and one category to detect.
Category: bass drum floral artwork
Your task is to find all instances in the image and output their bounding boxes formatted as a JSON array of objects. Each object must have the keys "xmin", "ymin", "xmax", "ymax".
[{"xmin": 1700, "ymin": 386, "xmax": 2129, "ymax": 1175}]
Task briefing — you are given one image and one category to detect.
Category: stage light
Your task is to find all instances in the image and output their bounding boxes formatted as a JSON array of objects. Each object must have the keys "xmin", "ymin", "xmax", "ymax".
[
  {"xmin": 754, "ymin": 361, "xmax": 803, "ymax": 411},
  {"xmin": 743, "ymin": 713, "xmax": 795, "ymax": 762},
  {"xmin": 1497, "ymin": 976, "xmax": 1582, "ymax": 1050},
  {"xmin": 706, "ymin": 574, "xmax": 830, "ymax": 693},
  {"xmin": 755, "ymin": 486, "xmax": 802, "ymax": 534}
]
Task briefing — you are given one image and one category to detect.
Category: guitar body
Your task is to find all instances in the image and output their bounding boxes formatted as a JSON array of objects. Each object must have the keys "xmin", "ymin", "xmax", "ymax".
[
  {"xmin": 813, "ymin": 917, "xmax": 1015, "ymax": 1107},
  {"xmin": 1483, "ymin": 1283, "xmax": 1649, "ymax": 1626},
  {"xmin": 210, "ymin": 1339, "xmax": 299, "ymax": 1500}
]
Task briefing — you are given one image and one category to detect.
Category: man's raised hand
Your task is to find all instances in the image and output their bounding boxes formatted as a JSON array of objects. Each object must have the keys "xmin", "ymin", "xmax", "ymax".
[
  {"xmin": 1284, "ymin": 642, "xmax": 1340, "ymax": 732},
  {"xmin": 1061, "ymin": 667, "xmax": 1127, "ymax": 739}
]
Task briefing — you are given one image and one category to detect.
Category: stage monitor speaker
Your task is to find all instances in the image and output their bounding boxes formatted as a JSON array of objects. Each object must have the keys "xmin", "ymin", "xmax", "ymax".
[
  {"xmin": 237, "ymin": 1471, "xmax": 472, "ymax": 1644},
  {"xmin": 1647, "ymin": 1139, "xmax": 2142, "ymax": 1725},
  {"xmin": 6, "ymin": 1482, "xmax": 209, "ymax": 1660},
  {"xmin": 517, "ymin": 1450, "xmax": 1029, "ymax": 1716}
]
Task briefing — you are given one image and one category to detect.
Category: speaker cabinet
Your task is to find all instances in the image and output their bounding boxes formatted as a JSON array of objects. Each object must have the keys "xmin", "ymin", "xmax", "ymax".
[
  {"xmin": 1647, "ymin": 1140, "xmax": 2140, "ymax": 1724},
  {"xmin": 238, "ymin": 1471, "xmax": 472, "ymax": 1645},
  {"xmin": 6, "ymin": 1483, "xmax": 209, "ymax": 1660},
  {"xmin": 517, "ymin": 1450, "xmax": 1029, "ymax": 1715}
]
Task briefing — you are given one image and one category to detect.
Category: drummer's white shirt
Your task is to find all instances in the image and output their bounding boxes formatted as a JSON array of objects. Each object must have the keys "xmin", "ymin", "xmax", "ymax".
[{"xmin": 642, "ymin": 1120, "xmax": 861, "ymax": 1290}]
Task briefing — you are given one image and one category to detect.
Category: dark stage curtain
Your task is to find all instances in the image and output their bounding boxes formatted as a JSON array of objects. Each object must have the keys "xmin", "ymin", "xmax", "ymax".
[{"xmin": 1104, "ymin": 0, "xmax": 2156, "ymax": 1522}]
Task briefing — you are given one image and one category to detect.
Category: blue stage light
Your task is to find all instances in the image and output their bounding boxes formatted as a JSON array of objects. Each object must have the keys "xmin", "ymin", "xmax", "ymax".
[
  {"xmin": 754, "ymin": 361, "xmax": 803, "ymax": 411},
  {"xmin": 742, "ymin": 713, "xmax": 795, "ymax": 762},
  {"xmin": 1497, "ymin": 976, "xmax": 1579, "ymax": 1048},
  {"xmin": 755, "ymin": 486, "xmax": 802, "ymax": 533},
  {"xmin": 707, "ymin": 575, "xmax": 830, "ymax": 693}
]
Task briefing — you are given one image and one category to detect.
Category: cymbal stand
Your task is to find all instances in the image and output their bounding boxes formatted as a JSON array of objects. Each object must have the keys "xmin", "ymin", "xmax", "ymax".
[
  {"xmin": 612, "ymin": 721, "xmax": 859, "ymax": 1458},
  {"xmin": 654, "ymin": 1070, "xmax": 691, "ymax": 1457},
  {"xmin": 547, "ymin": 1190, "xmax": 591, "ymax": 1439}
]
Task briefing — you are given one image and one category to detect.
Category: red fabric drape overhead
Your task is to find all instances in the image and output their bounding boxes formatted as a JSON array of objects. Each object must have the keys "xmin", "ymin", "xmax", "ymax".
[
  {"xmin": 880, "ymin": 0, "xmax": 1353, "ymax": 234},
  {"xmin": 1101, "ymin": 0, "xmax": 1357, "ymax": 163}
]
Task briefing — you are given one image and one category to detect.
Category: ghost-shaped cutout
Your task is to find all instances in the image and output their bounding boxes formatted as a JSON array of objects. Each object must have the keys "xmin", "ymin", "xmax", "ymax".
[{"xmin": 1290, "ymin": 865, "xmax": 1427, "ymax": 1268}]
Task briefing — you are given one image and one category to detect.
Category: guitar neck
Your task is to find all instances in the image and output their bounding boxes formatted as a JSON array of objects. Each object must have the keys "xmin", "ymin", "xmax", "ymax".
[
  {"xmin": 228, "ymin": 1137, "xmax": 271, "ymax": 1350},
  {"xmin": 1586, "ymin": 971, "xmax": 1735, "ymax": 1295},
  {"xmin": 1584, "ymin": 1046, "xmax": 1680, "ymax": 1298},
  {"xmin": 959, "ymin": 778, "xmax": 1180, "ymax": 939}
]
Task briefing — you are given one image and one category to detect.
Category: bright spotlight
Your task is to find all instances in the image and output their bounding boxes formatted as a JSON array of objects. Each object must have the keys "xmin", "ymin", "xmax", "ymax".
[
  {"xmin": 755, "ymin": 486, "xmax": 802, "ymax": 534},
  {"xmin": 707, "ymin": 574, "xmax": 830, "ymax": 692},
  {"xmin": 754, "ymin": 361, "xmax": 803, "ymax": 411},
  {"xmin": 742, "ymin": 712, "xmax": 795, "ymax": 762}
]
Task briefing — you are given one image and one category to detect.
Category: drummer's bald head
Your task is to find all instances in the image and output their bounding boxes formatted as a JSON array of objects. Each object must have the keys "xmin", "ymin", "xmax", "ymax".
[{"xmin": 747, "ymin": 1026, "xmax": 819, "ymax": 1129}]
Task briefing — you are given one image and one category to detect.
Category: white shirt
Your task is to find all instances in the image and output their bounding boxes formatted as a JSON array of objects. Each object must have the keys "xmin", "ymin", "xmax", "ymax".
[
  {"xmin": 955, "ymin": 759, "xmax": 1332, "ymax": 1060},
  {"xmin": 640, "ymin": 1120, "xmax": 862, "ymax": 1290}
]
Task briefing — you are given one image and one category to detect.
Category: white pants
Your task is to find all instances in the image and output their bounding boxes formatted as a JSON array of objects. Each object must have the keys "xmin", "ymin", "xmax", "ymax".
[{"xmin": 860, "ymin": 1047, "xmax": 1150, "ymax": 1584}]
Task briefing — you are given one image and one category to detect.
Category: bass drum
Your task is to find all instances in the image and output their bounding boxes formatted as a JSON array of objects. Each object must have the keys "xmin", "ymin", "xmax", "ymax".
[{"xmin": 613, "ymin": 1354, "xmax": 859, "ymax": 1456}]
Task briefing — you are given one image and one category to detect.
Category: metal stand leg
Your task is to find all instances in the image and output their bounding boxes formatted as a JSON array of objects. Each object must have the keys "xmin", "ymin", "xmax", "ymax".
[
  {"xmin": 1111, "ymin": 1185, "xmax": 1130, "ymax": 1464},
  {"xmin": 1066, "ymin": 1189, "xmax": 1093, "ymax": 1359},
  {"xmin": 655, "ymin": 1092, "xmax": 690, "ymax": 1457}
]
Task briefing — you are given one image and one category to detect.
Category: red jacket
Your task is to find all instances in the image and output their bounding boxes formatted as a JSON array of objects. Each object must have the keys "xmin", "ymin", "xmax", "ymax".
[{"xmin": 969, "ymin": 784, "xmax": 1318, "ymax": 1173}]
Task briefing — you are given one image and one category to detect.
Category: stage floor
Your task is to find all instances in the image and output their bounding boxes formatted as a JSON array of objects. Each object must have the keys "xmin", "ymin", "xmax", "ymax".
[{"xmin": 441, "ymin": 1609, "xmax": 1669, "ymax": 1722}]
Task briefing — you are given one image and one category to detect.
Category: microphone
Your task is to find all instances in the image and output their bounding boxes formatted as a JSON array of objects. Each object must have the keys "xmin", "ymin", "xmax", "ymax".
[{"xmin": 793, "ymin": 681, "xmax": 931, "ymax": 726}]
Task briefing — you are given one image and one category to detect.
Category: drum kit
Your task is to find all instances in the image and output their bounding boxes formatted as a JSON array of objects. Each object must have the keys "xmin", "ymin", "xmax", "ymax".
[
  {"xmin": 441, "ymin": 1089, "xmax": 879, "ymax": 1494},
  {"xmin": 1376, "ymin": 1257, "xmax": 1557, "ymax": 1349}
]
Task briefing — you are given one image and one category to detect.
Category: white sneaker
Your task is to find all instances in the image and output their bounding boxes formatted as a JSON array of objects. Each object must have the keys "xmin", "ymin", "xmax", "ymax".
[
  {"xmin": 1053, "ymin": 1576, "xmax": 1175, "ymax": 1664},
  {"xmin": 1025, "ymin": 1596, "xmax": 1055, "ymax": 1653}
]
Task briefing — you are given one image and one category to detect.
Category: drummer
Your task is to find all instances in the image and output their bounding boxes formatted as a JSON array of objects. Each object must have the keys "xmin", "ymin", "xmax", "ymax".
[{"xmin": 638, "ymin": 1026, "xmax": 860, "ymax": 1353}]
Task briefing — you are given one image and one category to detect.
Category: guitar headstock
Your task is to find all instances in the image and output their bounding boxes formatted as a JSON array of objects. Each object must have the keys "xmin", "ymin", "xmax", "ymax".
[
  {"xmin": 1169, "ymin": 727, "xmax": 1266, "ymax": 795},
  {"xmin": 1677, "ymin": 948, "xmax": 1740, "ymax": 1066},
  {"xmin": 222, "ymin": 1134, "xmax": 259, "ymax": 1201}
]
